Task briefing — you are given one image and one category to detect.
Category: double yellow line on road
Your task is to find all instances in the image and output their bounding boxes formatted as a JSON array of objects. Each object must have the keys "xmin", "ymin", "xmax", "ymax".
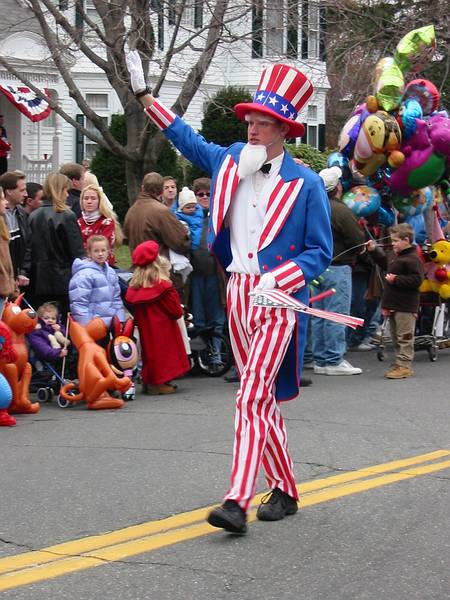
[{"xmin": 0, "ymin": 449, "xmax": 449, "ymax": 592}]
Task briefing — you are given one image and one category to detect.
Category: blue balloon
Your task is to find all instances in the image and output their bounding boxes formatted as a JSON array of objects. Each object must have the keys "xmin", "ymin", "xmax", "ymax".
[
  {"xmin": 377, "ymin": 205, "xmax": 396, "ymax": 226},
  {"xmin": 342, "ymin": 185, "xmax": 381, "ymax": 217},
  {"xmin": 327, "ymin": 152, "xmax": 352, "ymax": 191}
]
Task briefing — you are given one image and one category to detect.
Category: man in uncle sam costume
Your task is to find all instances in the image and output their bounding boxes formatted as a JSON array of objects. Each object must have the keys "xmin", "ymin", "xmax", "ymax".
[{"xmin": 126, "ymin": 52, "xmax": 333, "ymax": 534}]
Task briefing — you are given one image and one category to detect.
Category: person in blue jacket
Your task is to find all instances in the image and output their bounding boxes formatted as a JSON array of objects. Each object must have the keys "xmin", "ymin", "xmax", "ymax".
[
  {"xmin": 126, "ymin": 52, "xmax": 332, "ymax": 535},
  {"xmin": 69, "ymin": 235, "xmax": 125, "ymax": 327},
  {"xmin": 175, "ymin": 187, "xmax": 204, "ymax": 250}
]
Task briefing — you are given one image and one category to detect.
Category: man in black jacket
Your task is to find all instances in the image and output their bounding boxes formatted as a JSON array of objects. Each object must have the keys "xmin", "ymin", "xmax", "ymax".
[
  {"xmin": 59, "ymin": 163, "xmax": 86, "ymax": 218},
  {"xmin": 0, "ymin": 171, "xmax": 30, "ymax": 287},
  {"xmin": 311, "ymin": 166, "xmax": 365, "ymax": 376}
]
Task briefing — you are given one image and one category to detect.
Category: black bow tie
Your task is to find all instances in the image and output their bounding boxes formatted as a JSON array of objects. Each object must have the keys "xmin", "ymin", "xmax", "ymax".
[{"xmin": 260, "ymin": 163, "xmax": 271, "ymax": 174}]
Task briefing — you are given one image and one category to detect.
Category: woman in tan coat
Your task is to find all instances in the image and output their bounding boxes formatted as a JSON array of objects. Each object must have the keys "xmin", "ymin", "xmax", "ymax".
[{"xmin": 0, "ymin": 185, "xmax": 16, "ymax": 314}]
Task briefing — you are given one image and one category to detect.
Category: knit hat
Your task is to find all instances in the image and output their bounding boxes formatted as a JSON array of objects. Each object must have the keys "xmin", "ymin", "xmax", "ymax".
[
  {"xmin": 319, "ymin": 166, "xmax": 342, "ymax": 192},
  {"xmin": 178, "ymin": 187, "xmax": 197, "ymax": 210},
  {"xmin": 131, "ymin": 240, "xmax": 159, "ymax": 266}
]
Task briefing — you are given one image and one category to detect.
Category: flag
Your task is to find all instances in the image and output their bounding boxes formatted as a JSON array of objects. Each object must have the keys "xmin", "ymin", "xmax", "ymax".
[
  {"xmin": 0, "ymin": 83, "xmax": 52, "ymax": 122},
  {"xmin": 251, "ymin": 289, "xmax": 364, "ymax": 330}
]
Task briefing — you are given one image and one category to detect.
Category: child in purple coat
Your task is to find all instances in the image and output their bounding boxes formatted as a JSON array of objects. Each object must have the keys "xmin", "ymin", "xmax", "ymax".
[{"xmin": 28, "ymin": 302, "xmax": 70, "ymax": 362}]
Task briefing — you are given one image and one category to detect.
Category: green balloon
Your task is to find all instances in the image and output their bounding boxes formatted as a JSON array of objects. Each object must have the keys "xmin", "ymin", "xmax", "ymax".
[{"xmin": 394, "ymin": 25, "xmax": 436, "ymax": 75}]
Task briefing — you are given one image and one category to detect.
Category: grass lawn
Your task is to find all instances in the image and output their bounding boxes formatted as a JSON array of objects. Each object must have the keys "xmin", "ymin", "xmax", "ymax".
[{"xmin": 115, "ymin": 244, "xmax": 131, "ymax": 270}]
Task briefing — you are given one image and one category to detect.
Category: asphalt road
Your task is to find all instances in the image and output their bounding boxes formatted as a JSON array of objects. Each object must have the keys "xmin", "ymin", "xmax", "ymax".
[{"xmin": 1, "ymin": 347, "xmax": 449, "ymax": 599}]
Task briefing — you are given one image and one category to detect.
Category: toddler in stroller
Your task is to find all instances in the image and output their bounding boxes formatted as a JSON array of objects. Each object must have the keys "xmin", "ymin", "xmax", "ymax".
[{"xmin": 27, "ymin": 302, "xmax": 77, "ymax": 401}]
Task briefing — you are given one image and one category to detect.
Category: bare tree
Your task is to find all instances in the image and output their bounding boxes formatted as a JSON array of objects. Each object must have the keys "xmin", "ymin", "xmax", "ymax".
[
  {"xmin": 322, "ymin": 0, "xmax": 450, "ymax": 147},
  {"xmin": 0, "ymin": 0, "xmax": 256, "ymax": 200}
]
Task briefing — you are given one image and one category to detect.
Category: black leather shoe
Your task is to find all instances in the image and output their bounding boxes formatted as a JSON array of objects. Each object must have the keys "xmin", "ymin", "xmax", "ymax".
[
  {"xmin": 207, "ymin": 500, "xmax": 247, "ymax": 534},
  {"xmin": 256, "ymin": 488, "xmax": 298, "ymax": 521},
  {"xmin": 301, "ymin": 377, "xmax": 313, "ymax": 387}
]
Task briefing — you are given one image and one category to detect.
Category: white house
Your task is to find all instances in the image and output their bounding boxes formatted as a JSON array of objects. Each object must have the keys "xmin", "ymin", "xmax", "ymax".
[{"xmin": 0, "ymin": 0, "xmax": 329, "ymax": 183}]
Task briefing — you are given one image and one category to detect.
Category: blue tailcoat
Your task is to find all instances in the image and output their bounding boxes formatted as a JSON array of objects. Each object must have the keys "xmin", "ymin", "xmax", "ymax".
[{"xmin": 162, "ymin": 116, "xmax": 332, "ymax": 400}]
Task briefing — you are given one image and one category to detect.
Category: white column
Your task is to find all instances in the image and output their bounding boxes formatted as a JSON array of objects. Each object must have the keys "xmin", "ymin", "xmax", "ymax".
[{"xmin": 52, "ymin": 111, "xmax": 63, "ymax": 170}]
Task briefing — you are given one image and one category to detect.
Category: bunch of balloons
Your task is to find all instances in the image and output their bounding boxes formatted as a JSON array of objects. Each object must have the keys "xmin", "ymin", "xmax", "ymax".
[{"xmin": 332, "ymin": 24, "xmax": 450, "ymax": 223}]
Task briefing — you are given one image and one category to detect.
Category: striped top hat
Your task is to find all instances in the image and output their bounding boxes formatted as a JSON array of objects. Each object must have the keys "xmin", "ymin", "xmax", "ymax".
[{"xmin": 234, "ymin": 64, "xmax": 314, "ymax": 138}]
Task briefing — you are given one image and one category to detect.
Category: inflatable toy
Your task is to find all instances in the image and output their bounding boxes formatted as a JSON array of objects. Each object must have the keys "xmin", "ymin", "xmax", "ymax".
[
  {"xmin": 60, "ymin": 317, "xmax": 129, "ymax": 409},
  {"xmin": 389, "ymin": 119, "xmax": 446, "ymax": 196},
  {"xmin": 419, "ymin": 239, "xmax": 450, "ymax": 299},
  {"xmin": 0, "ymin": 295, "xmax": 39, "ymax": 414},
  {"xmin": 377, "ymin": 205, "xmax": 396, "ymax": 227},
  {"xmin": 338, "ymin": 106, "xmax": 367, "ymax": 158},
  {"xmin": 0, "ymin": 322, "xmax": 18, "ymax": 426},
  {"xmin": 342, "ymin": 185, "xmax": 381, "ymax": 217},
  {"xmin": 393, "ymin": 186, "xmax": 433, "ymax": 216},
  {"xmin": 327, "ymin": 152, "xmax": 352, "ymax": 191},
  {"xmin": 373, "ymin": 57, "xmax": 404, "ymax": 112},
  {"xmin": 353, "ymin": 111, "xmax": 403, "ymax": 176},
  {"xmin": 107, "ymin": 316, "xmax": 138, "ymax": 402},
  {"xmin": 394, "ymin": 25, "xmax": 436, "ymax": 74},
  {"xmin": 403, "ymin": 79, "xmax": 440, "ymax": 116}
]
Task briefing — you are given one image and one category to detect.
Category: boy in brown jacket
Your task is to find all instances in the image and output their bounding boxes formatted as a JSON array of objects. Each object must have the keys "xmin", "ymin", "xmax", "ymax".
[{"xmin": 367, "ymin": 223, "xmax": 424, "ymax": 379}]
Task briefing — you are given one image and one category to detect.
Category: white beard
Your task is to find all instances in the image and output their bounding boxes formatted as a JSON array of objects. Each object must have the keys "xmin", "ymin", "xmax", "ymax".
[{"xmin": 237, "ymin": 143, "xmax": 268, "ymax": 179}]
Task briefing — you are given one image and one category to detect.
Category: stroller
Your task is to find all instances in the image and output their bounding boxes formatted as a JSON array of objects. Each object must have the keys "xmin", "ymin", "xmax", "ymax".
[
  {"xmin": 29, "ymin": 346, "xmax": 79, "ymax": 406},
  {"xmin": 376, "ymin": 292, "xmax": 449, "ymax": 362}
]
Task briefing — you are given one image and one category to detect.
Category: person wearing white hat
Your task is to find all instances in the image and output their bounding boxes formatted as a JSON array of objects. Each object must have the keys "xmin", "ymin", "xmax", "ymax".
[
  {"xmin": 125, "ymin": 52, "xmax": 333, "ymax": 534},
  {"xmin": 312, "ymin": 167, "xmax": 365, "ymax": 376}
]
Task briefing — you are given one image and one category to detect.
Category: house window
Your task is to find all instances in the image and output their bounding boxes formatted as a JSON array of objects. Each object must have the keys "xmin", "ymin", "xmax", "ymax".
[
  {"xmin": 85, "ymin": 116, "xmax": 108, "ymax": 159},
  {"xmin": 85, "ymin": 0, "xmax": 104, "ymax": 34},
  {"xmin": 252, "ymin": 0, "xmax": 305, "ymax": 59},
  {"xmin": 42, "ymin": 89, "xmax": 58, "ymax": 129},
  {"xmin": 307, "ymin": 124, "xmax": 317, "ymax": 148},
  {"xmin": 266, "ymin": 0, "xmax": 284, "ymax": 56},
  {"xmin": 151, "ymin": 0, "xmax": 164, "ymax": 50},
  {"xmin": 85, "ymin": 93, "xmax": 109, "ymax": 110},
  {"xmin": 168, "ymin": 0, "xmax": 201, "ymax": 28},
  {"xmin": 194, "ymin": 0, "xmax": 203, "ymax": 28},
  {"xmin": 307, "ymin": 104, "xmax": 317, "ymax": 121},
  {"xmin": 252, "ymin": 0, "xmax": 263, "ymax": 58},
  {"xmin": 75, "ymin": 113, "xmax": 108, "ymax": 161},
  {"xmin": 308, "ymin": 1, "xmax": 320, "ymax": 59},
  {"xmin": 286, "ymin": 0, "xmax": 298, "ymax": 58}
]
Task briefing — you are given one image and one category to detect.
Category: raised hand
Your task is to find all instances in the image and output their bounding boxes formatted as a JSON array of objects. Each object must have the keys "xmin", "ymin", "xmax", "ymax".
[{"xmin": 125, "ymin": 49, "xmax": 147, "ymax": 95}]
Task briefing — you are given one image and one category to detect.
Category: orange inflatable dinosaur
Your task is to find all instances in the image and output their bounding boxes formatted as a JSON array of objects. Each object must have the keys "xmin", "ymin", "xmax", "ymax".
[
  {"xmin": 60, "ymin": 317, "xmax": 129, "ymax": 410},
  {"xmin": 0, "ymin": 294, "xmax": 40, "ymax": 414}
]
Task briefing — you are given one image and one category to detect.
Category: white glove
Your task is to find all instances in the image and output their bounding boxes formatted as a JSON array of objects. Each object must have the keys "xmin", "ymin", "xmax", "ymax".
[
  {"xmin": 254, "ymin": 272, "xmax": 277, "ymax": 292},
  {"xmin": 125, "ymin": 50, "xmax": 147, "ymax": 94}
]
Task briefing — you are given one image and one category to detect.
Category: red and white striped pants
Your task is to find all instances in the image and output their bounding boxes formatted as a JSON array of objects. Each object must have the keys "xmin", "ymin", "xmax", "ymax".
[{"xmin": 224, "ymin": 273, "xmax": 299, "ymax": 511}]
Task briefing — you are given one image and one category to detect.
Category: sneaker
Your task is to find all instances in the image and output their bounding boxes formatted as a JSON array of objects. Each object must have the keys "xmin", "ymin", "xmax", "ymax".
[
  {"xmin": 207, "ymin": 500, "xmax": 247, "ymax": 534},
  {"xmin": 256, "ymin": 488, "xmax": 298, "ymax": 522},
  {"xmin": 324, "ymin": 360, "xmax": 362, "ymax": 376},
  {"xmin": 313, "ymin": 364, "xmax": 327, "ymax": 374},
  {"xmin": 384, "ymin": 365, "xmax": 413, "ymax": 379},
  {"xmin": 352, "ymin": 342, "xmax": 375, "ymax": 351},
  {"xmin": 224, "ymin": 366, "xmax": 239, "ymax": 383}
]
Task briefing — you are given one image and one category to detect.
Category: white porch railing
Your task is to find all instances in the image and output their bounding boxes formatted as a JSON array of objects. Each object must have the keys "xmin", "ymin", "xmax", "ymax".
[{"xmin": 22, "ymin": 155, "xmax": 53, "ymax": 184}]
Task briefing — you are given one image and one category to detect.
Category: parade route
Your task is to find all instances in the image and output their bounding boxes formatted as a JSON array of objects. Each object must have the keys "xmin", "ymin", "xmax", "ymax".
[
  {"xmin": 1, "ymin": 350, "xmax": 449, "ymax": 599},
  {"xmin": 0, "ymin": 449, "xmax": 449, "ymax": 592}
]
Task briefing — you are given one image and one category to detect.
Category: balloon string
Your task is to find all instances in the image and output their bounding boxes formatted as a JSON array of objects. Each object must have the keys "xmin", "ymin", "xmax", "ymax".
[{"xmin": 331, "ymin": 234, "xmax": 392, "ymax": 263}]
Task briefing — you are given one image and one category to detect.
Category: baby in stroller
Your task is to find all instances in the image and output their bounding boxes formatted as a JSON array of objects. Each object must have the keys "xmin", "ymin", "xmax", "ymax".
[{"xmin": 27, "ymin": 302, "xmax": 77, "ymax": 397}]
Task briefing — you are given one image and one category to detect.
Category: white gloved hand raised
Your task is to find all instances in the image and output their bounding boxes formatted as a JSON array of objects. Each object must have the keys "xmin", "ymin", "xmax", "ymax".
[
  {"xmin": 125, "ymin": 49, "xmax": 147, "ymax": 95},
  {"xmin": 254, "ymin": 272, "xmax": 277, "ymax": 292}
]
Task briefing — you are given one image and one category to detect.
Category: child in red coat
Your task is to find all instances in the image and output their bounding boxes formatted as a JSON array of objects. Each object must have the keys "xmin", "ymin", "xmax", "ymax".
[{"xmin": 125, "ymin": 240, "xmax": 190, "ymax": 394}]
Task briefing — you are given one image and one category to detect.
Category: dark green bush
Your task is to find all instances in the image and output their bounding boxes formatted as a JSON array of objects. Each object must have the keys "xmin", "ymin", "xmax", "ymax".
[
  {"xmin": 90, "ymin": 114, "xmax": 183, "ymax": 222},
  {"xmin": 185, "ymin": 86, "xmax": 252, "ymax": 183}
]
